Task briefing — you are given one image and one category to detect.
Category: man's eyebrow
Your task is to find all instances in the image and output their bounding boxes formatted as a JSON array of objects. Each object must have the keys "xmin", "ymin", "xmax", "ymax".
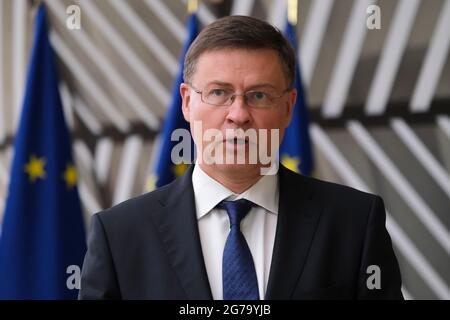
[
  {"xmin": 204, "ymin": 81, "xmax": 234, "ymax": 87},
  {"xmin": 246, "ymin": 83, "xmax": 278, "ymax": 90},
  {"xmin": 204, "ymin": 81, "xmax": 278, "ymax": 90}
]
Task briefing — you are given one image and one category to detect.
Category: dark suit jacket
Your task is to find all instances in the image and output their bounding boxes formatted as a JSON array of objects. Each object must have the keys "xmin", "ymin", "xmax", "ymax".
[{"xmin": 79, "ymin": 164, "xmax": 403, "ymax": 299}]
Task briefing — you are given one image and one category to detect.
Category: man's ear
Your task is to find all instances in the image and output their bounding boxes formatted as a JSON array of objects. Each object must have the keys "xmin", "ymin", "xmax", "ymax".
[
  {"xmin": 284, "ymin": 88, "xmax": 297, "ymax": 128},
  {"xmin": 180, "ymin": 83, "xmax": 191, "ymax": 122}
]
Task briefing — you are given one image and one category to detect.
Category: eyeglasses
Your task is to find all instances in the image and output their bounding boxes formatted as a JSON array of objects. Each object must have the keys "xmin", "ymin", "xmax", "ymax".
[{"xmin": 189, "ymin": 83, "xmax": 291, "ymax": 109}]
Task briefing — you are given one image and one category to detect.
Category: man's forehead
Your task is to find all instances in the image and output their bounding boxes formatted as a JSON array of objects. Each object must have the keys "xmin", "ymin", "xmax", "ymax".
[
  {"xmin": 201, "ymin": 80, "xmax": 278, "ymax": 90},
  {"xmin": 196, "ymin": 47, "xmax": 279, "ymax": 63},
  {"xmin": 192, "ymin": 48, "xmax": 286, "ymax": 86}
]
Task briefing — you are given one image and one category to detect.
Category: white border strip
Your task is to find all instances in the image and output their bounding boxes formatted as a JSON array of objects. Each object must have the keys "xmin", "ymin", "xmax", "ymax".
[
  {"xmin": 365, "ymin": 0, "xmax": 421, "ymax": 115},
  {"xmin": 74, "ymin": 141, "xmax": 102, "ymax": 215},
  {"xmin": 144, "ymin": 0, "xmax": 186, "ymax": 43},
  {"xmin": 50, "ymin": 32, "xmax": 130, "ymax": 133},
  {"xmin": 95, "ymin": 137, "xmax": 114, "ymax": 186},
  {"xmin": 0, "ymin": 146, "xmax": 12, "ymax": 227},
  {"xmin": 180, "ymin": 0, "xmax": 216, "ymax": 25},
  {"xmin": 95, "ymin": 137, "xmax": 114, "ymax": 187},
  {"xmin": 311, "ymin": 123, "xmax": 450, "ymax": 299},
  {"xmin": 113, "ymin": 135, "xmax": 143, "ymax": 205},
  {"xmin": 437, "ymin": 115, "xmax": 450, "ymax": 140},
  {"xmin": 73, "ymin": 95, "xmax": 103, "ymax": 136},
  {"xmin": 0, "ymin": 154, "xmax": 9, "ymax": 190},
  {"xmin": 74, "ymin": 140, "xmax": 95, "ymax": 173},
  {"xmin": 231, "ymin": 0, "xmax": 255, "ymax": 16},
  {"xmin": 78, "ymin": 180, "xmax": 102, "ymax": 216},
  {"xmin": 110, "ymin": 0, "xmax": 178, "ymax": 77},
  {"xmin": 300, "ymin": 0, "xmax": 334, "ymax": 87},
  {"xmin": 198, "ymin": 3, "xmax": 216, "ymax": 25},
  {"xmin": 12, "ymin": 0, "xmax": 27, "ymax": 133},
  {"xmin": 59, "ymin": 82, "xmax": 75, "ymax": 131},
  {"xmin": 322, "ymin": 0, "xmax": 375, "ymax": 118},
  {"xmin": 267, "ymin": 0, "xmax": 287, "ymax": 31},
  {"xmin": 411, "ymin": 0, "xmax": 450, "ymax": 112},
  {"xmin": 347, "ymin": 120, "xmax": 450, "ymax": 256},
  {"xmin": 79, "ymin": 0, "xmax": 171, "ymax": 107},
  {"xmin": 386, "ymin": 213, "xmax": 450, "ymax": 299},
  {"xmin": 47, "ymin": 0, "xmax": 160, "ymax": 131},
  {"xmin": 391, "ymin": 118, "xmax": 450, "ymax": 199},
  {"xmin": 143, "ymin": 133, "xmax": 162, "ymax": 192}
]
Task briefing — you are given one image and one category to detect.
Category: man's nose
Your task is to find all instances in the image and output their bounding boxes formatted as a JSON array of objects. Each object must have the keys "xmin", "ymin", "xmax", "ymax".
[{"xmin": 225, "ymin": 95, "xmax": 251, "ymax": 126}]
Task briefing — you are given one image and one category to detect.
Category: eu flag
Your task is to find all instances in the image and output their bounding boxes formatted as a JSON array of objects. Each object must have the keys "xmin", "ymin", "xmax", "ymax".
[
  {"xmin": 0, "ymin": 4, "xmax": 86, "ymax": 299},
  {"xmin": 149, "ymin": 13, "xmax": 198, "ymax": 189},
  {"xmin": 280, "ymin": 20, "xmax": 314, "ymax": 176}
]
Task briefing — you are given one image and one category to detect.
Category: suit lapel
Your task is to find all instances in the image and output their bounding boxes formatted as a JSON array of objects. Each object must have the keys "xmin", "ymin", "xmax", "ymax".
[
  {"xmin": 149, "ymin": 164, "xmax": 323, "ymax": 300},
  {"xmin": 265, "ymin": 165, "xmax": 323, "ymax": 299},
  {"xmin": 150, "ymin": 165, "xmax": 213, "ymax": 299}
]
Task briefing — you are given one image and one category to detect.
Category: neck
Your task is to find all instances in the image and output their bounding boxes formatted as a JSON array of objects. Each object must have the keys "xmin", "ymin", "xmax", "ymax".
[{"xmin": 198, "ymin": 163, "xmax": 263, "ymax": 194}]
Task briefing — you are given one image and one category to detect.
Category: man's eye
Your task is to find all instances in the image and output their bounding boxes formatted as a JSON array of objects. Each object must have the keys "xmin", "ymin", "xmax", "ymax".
[
  {"xmin": 249, "ymin": 91, "xmax": 268, "ymax": 100},
  {"xmin": 209, "ymin": 89, "xmax": 227, "ymax": 96}
]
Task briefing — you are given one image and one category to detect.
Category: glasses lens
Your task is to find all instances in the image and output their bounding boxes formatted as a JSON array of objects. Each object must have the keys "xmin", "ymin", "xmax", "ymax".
[
  {"xmin": 246, "ymin": 89, "xmax": 279, "ymax": 108},
  {"xmin": 203, "ymin": 86, "xmax": 232, "ymax": 106},
  {"xmin": 196, "ymin": 84, "xmax": 287, "ymax": 107}
]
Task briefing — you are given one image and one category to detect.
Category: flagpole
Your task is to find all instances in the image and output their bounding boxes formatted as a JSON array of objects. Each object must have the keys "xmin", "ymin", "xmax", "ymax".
[
  {"xmin": 188, "ymin": 0, "xmax": 198, "ymax": 14},
  {"xmin": 30, "ymin": 0, "xmax": 45, "ymax": 16},
  {"xmin": 147, "ymin": 0, "xmax": 199, "ymax": 191},
  {"xmin": 288, "ymin": 0, "xmax": 298, "ymax": 26}
]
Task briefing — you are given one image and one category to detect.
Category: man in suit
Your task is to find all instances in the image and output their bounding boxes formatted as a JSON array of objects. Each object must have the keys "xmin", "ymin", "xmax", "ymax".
[{"xmin": 79, "ymin": 16, "xmax": 403, "ymax": 300}]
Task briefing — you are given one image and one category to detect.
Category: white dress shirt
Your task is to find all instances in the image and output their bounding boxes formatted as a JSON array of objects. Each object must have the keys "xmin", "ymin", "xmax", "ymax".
[{"xmin": 192, "ymin": 164, "xmax": 279, "ymax": 300}]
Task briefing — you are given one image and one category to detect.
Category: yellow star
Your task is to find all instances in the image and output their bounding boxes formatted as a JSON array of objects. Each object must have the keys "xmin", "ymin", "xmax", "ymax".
[
  {"xmin": 281, "ymin": 154, "xmax": 300, "ymax": 173},
  {"xmin": 63, "ymin": 163, "xmax": 78, "ymax": 189},
  {"xmin": 173, "ymin": 163, "xmax": 188, "ymax": 177},
  {"xmin": 24, "ymin": 155, "xmax": 46, "ymax": 182}
]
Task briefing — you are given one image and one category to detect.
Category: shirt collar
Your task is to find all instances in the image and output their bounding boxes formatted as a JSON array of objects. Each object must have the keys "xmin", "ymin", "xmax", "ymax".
[{"xmin": 192, "ymin": 164, "xmax": 279, "ymax": 220}]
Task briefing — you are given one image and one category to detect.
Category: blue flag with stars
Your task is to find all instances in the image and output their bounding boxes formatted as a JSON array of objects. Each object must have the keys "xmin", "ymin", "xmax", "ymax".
[
  {"xmin": 149, "ymin": 13, "xmax": 198, "ymax": 189},
  {"xmin": 0, "ymin": 4, "xmax": 86, "ymax": 299},
  {"xmin": 280, "ymin": 20, "xmax": 314, "ymax": 176}
]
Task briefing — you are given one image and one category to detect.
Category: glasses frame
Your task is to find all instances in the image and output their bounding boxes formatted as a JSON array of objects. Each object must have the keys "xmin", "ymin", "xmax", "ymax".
[{"xmin": 189, "ymin": 83, "xmax": 292, "ymax": 108}]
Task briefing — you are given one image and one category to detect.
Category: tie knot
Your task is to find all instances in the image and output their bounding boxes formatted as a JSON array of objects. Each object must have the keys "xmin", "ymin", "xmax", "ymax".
[{"xmin": 217, "ymin": 199, "xmax": 255, "ymax": 228}]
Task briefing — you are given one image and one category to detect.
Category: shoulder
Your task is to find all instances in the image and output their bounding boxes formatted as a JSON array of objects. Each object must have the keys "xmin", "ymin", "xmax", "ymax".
[
  {"xmin": 89, "ymin": 164, "xmax": 195, "ymax": 237},
  {"xmin": 281, "ymin": 165, "xmax": 378, "ymax": 201},
  {"xmin": 305, "ymin": 174, "xmax": 378, "ymax": 204},
  {"xmin": 280, "ymin": 168, "xmax": 387, "ymax": 245},
  {"xmin": 93, "ymin": 181, "xmax": 173, "ymax": 229},
  {"xmin": 280, "ymin": 166, "xmax": 383, "ymax": 220}
]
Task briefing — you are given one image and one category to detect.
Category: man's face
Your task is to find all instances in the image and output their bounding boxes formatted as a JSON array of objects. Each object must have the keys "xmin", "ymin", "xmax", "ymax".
[{"xmin": 180, "ymin": 48, "xmax": 296, "ymax": 177}]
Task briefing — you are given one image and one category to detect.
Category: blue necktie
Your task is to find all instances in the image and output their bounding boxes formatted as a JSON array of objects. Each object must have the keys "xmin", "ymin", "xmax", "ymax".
[{"xmin": 218, "ymin": 199, "xmax": 259, "ymax": 300}]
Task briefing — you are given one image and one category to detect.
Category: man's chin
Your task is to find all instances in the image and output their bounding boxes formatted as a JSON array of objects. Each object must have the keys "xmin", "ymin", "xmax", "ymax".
[
  {"xmin": 202, "ymin": 161, "xmax": 275, "ymax": 177},
  {"xmin": 217, "ymin": 162, "xmax": 258, "ymax": 169}
]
